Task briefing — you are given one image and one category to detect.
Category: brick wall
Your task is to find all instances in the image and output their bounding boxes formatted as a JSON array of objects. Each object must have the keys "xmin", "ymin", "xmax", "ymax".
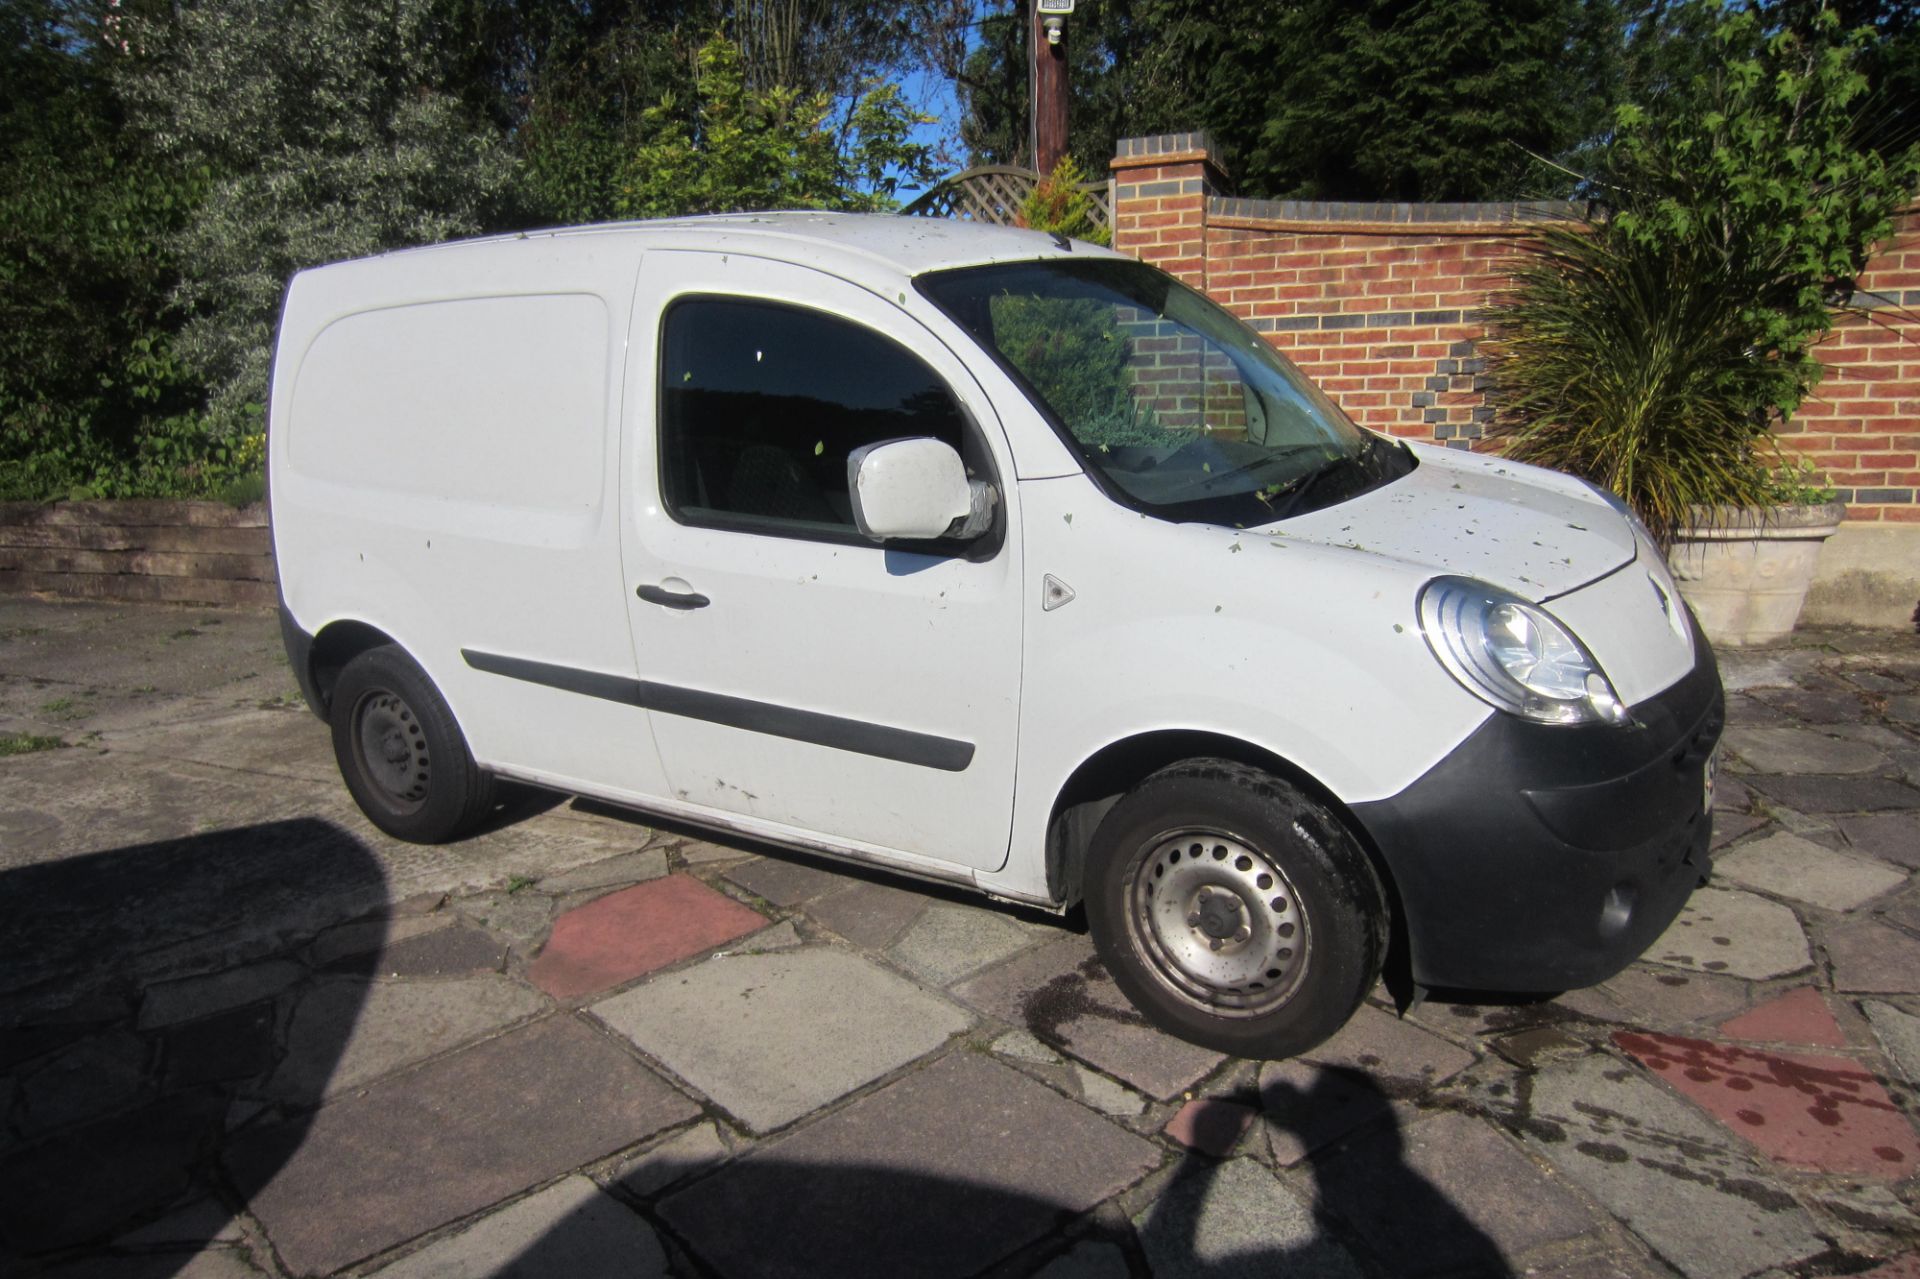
[
  {"xmin": 1110, "ymin": 132, "xmax": 1919, "ymax": 525},
  {"xmin": 1778, "ymin": 207, "xmax": 1920, "ymax": 527}
]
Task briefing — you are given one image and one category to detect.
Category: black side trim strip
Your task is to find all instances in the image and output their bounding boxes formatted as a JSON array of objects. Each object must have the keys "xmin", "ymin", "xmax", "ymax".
[{"xmin": 461, "ymin": 649, "xmax": 976, "ymax": 773}]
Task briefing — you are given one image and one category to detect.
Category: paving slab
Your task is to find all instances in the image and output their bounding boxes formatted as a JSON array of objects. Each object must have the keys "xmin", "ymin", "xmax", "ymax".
[
  {"xmin": 1595, "ymin": 968, "xmax": 1754, "ymax": 1029},
  {"xmin": 1712, "ymin": 810, "xmax": 1769, "ymax": 849},
  {"xmin": 1745, "ymin": 774, "xmax": 1920, "ymax": 814},
  {"xmin": 1300, "ymin": 1004, "xmax": 1475, "ymax": 1097},
  {"xmin": 1645, "ymin": 887, "xmax": 1810, "ymax": 979},
  {"xmin": 722, "ymin": 854, "xmax": 847, "ymax": 907},
  {"xmin": 228, "ymin": 1014, "xmax": 696, "ymax": 1277},
  {"xmin": 611, "ymin": 1122, "xmax": 733, "ymax": 1198},
  {"xmin": 993, "ymin": 1029, "xmax": 1064, "ymax": 1065},
  {"xmin": 348, "ymin": 925, "xmax": 509, "ymax": 978},
  {"xmin": 738, "ymin": 919, "xmax": 803, "ymax": 951},
  {"xmin": 1164, "ymin": 1098, "xmax": 1259, "ymax": 1156},
  {"xmin": 137, "ymin": 960, "xmax": 305, "ymax": 1030},
  {"xmin": 675, "ymin": 838, "xmax": 751, "ymax": 866},
  {"xmin": 366, "ymin": 1175, "xmax": 666, "ymax": 1279},
  {"xmin": 1072, "ymin": 1064, "xmax": 1147, "ymax": 1118},
  {"xmin": 1491, "ymin": 1026, "xmax": 1591, "ymax": 1069},
  {"xmin": 16, "ymin": 1030, "xmax": 151, "ymax": 1135},
  {"xmin": 1615, "ymin": 1030, "xmax": 1920, "ymax": 1177},
  {"xmin": 1863, "ymin": 1001, "xmax": 1920, "ymax": 1082},
  {"xmin": 952, "ymin": 934, "xmax": 1222, "ymax": 1100},
  {"xmin": 1033, "ymin": 1241, "xmax": 1131, "ymax": 1279},
  {"xmin": 1718, "ymin": 986, "xmax": 1845, "ymax": 1047},
  {"xmin": 660, "ymin": 1052, "xmax": 1159, "ymax": 1279},
  {"xmin": 1310, "ymin": 1109, "xmax": 1594, "ymax": 1275},
  {"xmin": 1715, "ymin": 831, "xmax": 1907, "ymax": 911},
  {"xmin": 112, "ymin": 1197, "xmax": 244, "ymax": 1247},
  {"xmin": 39, "ymin": 1247, "xmax": 267, "ymax": 1279},
  {"xmin": 1260, "ymin": 1059, "xmax": 1395, "ymax": 1167},
  {"xmin": 528, "ymin": 875, "xmax": 765, "ymax": 1001},
  {"xmin": 1133, "ymin": 1156, "xmax": 1363, "ymax": 1279},
  {"xmin": 886, "ymin": 901, "xmax": 1043, "ymax": 986},
  {"xmin": 0, "ymin": 1087, "xmax": 228, "ymax": 1255},
  {"xmin": 591, "ymin": 947, "xmax": 970, "ymax": 1133},
  {"xmin": 163, "ymin": 1002, "xmax": 278, "ymax": 1089},
  {"xmin": 1823, "ymin": 917, "xmax": 1920, "ymax": 994},
  {"xmin": 1839, "ymin": 813, "xmax": 1920, "ymax": 868},
  {"xmin": 534, "ymin": 849, "xmax": 667, "ymax": 894},
  {"xmin": 268, "ymin": 974, "xmax": 548, "ymax": 1101},
  {"xmin": 309, "ymin": 914, "xmax": 449, "ymax": 967},
  {"xmin": 1515, "ymin": 1054, "xmax": 1824, "ymax": 1279},
  {"xmin": 802, "ymin": 878, "xmax": 931, "ymax": 949},
  {"xmin": 1725, "ymin": 726, "xmax": 1891, "ymax": 775}
]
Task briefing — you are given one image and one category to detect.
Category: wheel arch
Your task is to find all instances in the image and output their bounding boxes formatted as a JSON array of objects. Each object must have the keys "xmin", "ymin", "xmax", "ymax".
[
  {"xmin": 1044, "ymin": 730, "xmax": 1401, "ymax": 928},
  {"xmin": 304, "ymin": 618, "xmax": 401, "ymax": 715}
]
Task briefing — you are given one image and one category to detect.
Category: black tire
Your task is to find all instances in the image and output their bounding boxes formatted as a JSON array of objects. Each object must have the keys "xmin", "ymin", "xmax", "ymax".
[
  {"xmin": 330, "ymin": 645, "xmax": 495, "ymax": 843},
  {"xmin": 1085, "ymin": 759, "xmax": 1387, "ymax": 1059}
]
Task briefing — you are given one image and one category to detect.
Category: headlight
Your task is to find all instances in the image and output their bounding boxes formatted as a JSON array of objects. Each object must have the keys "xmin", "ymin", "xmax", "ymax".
[{"xmin": 1418, "ymin": 576, "xmax": 1632, "ymax": 727}]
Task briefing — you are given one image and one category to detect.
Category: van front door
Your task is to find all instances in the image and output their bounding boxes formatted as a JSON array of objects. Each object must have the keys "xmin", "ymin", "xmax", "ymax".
[{"xmin": 618, "ymin": 251, "xmax": 1023, "ymax": 873}]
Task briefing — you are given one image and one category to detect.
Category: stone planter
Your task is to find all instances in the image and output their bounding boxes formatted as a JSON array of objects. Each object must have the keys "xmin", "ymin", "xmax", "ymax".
[{"xmin": 1668, "ymin": 502, "xmax": 1848, "ymax": 647}]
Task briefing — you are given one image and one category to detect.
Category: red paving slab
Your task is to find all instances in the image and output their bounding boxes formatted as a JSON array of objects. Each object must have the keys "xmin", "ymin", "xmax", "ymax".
[
  {"xmin": 530, "ymin": 875, "xmax": 766, "ymax": 1000},
  {"xmin": 1616, "ymin": 1030, "xmax": 1920, "ymax": 1178},
  {"xmin": 1718, "ymin": 986, "xmax": 1846, "ymax": 1047},
  {"xmin": 1163, "ymin": 1098, "xmax": 1259, "ymax": 1157}
]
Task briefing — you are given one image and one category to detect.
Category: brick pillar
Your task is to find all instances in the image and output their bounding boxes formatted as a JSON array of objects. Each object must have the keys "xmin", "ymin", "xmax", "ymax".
[{"xmin": 1109, "ymin": 132, "xmax": 1228, "ymax": 292}]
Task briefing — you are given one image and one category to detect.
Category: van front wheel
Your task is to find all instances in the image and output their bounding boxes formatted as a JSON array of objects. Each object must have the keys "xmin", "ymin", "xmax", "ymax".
[
  {"xmin": 330, "ymin": 646, "xmax": 494, "ymax": 843},
  {"xmin": 1085, "ymin": 760, "xmax": 1387, "ymax": 1059}
]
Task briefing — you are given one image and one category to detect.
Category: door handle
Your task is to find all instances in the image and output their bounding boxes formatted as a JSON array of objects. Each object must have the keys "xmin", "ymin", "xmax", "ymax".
[{"xmin": 636, "ymin": 583, "xmax": 711, "ymax": 610}]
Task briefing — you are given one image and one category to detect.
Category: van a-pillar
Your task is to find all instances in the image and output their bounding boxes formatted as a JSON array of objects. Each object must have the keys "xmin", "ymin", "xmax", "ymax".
[{"xmin": 1029, "ymin": 1, "xmax": 1068, "ymax": 175}]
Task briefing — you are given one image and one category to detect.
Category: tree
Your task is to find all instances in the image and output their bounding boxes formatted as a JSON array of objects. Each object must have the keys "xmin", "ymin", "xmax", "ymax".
[
  {"xmin": 0, "ymin": 0, "xmax": 204, "ymax": 499},
  {"xmin": 128, "ymin": 0, "xmax": 519, "ymax": 438},
  {"xmin": 613, "ymin": 32, "xmax": 936, "ymax": 216},
  {"xmin": 1485, "ymin": 1, "xmax": 1920, "ymax": 539},
  {"xmin": 958, "ymin": 0, "xmax": 1625, "ymax": 202}
]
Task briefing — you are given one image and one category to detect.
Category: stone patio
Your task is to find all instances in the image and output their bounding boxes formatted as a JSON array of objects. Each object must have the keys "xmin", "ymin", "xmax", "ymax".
[{"xmin": 3, "ymin": 596, "xmax": 1920, "ymax": 1278}]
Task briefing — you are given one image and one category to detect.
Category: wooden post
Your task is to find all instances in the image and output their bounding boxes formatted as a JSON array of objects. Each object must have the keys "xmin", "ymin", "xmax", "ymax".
[{"xmin": 1029, "ymin": 2, "xmax": 1068, "ymax": 175}]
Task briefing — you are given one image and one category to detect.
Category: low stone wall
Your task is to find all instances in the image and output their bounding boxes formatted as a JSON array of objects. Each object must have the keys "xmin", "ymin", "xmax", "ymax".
[{"xmin": 0, "ymin": 501, "xmax": 275, "ymax": 608}]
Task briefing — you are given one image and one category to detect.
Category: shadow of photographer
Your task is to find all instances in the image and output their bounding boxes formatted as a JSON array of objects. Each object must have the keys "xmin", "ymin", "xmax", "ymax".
[{"xmin": 0, "ymin": 818, "xmax": 388, "ymax": 1270}]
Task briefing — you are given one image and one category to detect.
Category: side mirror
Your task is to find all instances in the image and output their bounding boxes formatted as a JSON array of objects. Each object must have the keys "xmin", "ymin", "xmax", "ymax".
[{"xmin": 847, "ymin": 438, "xmax": 995, "ymax": 542}]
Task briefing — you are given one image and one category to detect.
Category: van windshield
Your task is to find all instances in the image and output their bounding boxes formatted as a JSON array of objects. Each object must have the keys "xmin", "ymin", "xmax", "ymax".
[{"xmin": 919, "ymin": 258, "xmax": 1414, "ymax": 526}]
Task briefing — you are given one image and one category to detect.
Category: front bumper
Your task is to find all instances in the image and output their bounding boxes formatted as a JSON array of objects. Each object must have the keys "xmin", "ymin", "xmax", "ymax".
[{"xmin": 1351, "ymin": 617, "xmax": 1723, "ymax": 992}]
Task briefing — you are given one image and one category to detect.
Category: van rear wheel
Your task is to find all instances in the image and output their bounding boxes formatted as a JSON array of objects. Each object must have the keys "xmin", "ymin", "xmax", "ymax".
[
  {"xmin": 330, "ymin": 646, "xmax": 494, "ymax": 843},
  {"xmin": 1085, "ymin": 759, "xmax": 1387, "ymax": 1059}
]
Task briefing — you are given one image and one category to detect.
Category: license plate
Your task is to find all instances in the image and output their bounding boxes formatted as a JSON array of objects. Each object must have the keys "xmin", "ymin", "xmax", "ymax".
[{"xmin": 1703, "ymin": 749, "xmax": 1719, "ymax": 813}]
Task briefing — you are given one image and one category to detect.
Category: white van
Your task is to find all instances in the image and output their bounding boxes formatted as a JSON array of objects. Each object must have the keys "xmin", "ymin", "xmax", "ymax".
[{"xmin": 270, "ymin": 213, "xmax": 1722, "ymax": 1059}]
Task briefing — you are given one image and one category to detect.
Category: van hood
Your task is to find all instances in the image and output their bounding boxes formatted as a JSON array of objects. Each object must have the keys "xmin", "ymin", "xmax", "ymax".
[{"xmin": 1269, "ymin": 443, "xmax": 1635, "ymax": 600}]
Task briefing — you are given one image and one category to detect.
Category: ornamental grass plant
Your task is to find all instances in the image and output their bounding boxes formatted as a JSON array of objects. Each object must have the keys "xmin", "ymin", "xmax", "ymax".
[{"xmin": 1484, "ymin": 2, "xmax": 1918, "ymax": 546}]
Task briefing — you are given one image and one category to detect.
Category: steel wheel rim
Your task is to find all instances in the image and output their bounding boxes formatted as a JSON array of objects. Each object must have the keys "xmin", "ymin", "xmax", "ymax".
[
  {"xmin": 1126, "ymin": 828, "xmax": 1309, "ymax": 1017},
  {"xmin": 352, "ymin": 688, "xmax": 430, "ymax": 811}
]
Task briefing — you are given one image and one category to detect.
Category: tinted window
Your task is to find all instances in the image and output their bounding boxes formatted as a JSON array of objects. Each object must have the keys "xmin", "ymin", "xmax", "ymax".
[
  {"xmin": 920, "ymin": 259, "xmax": 1413, "ymax": 527},
  {"xmin": 660, "ymin": 298, "xmax": 970, "ymax": 537}
]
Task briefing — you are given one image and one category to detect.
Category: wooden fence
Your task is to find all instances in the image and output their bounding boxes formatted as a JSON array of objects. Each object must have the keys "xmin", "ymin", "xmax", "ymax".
[{"xmin": 0, "ymin": 501, "xmax": 275, "ymax": 607}]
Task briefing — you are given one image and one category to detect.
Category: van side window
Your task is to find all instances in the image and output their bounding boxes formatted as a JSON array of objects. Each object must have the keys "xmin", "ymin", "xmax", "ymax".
[{"xmin": 659, "ymin": 297, "xmax": 971, "ymax": 537}]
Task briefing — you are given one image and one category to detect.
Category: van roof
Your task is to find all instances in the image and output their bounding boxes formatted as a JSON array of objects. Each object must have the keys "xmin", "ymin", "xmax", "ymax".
[{"xmin": 369, "ymin": 211, "xmax": 1121, "ymax": 280}]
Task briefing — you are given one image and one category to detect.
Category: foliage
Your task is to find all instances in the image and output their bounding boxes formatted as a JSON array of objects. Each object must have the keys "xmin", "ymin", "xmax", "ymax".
[
  {"xmin": 1015, "ymin": 156, "xmax": 1112, "ymax": 246},
  {"xmin": 613, "ymin": 33, "xmax": 936, "ymax": 217},
  {"xmin": 1486, "ymin": 2, "xmax": 1919, "ymax": 540},
  {"xmin": 1603, "ymin": 3, "xmax": 1919, "ymax": 416},
  {"xmin": 0, "ymin": 732, "xmax": 64, "ymax": 757},
  {"xmin": 957, "ymin": 0, "xmax": 1625, "ymax": 201},
  {"xmin": 0, "ymin": 0, "xmax": 209, "ymax": 501},
  {"xmin": 128, "ymin": 0, "xmax": 520, "ymax": 439},
  {"xmin": 1484, "ymin": 224, "xmax": 1780, "ymax": 542}
]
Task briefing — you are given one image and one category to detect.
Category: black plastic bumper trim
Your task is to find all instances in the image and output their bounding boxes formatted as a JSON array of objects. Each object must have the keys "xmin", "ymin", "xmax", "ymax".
[
  {"xmin": 460, "ymin": 648, "xmax": 976, "ymax": 773},
  {"xmin": 1352, "ymin": 618, "xmax": 1724, "ymax": 993}
]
